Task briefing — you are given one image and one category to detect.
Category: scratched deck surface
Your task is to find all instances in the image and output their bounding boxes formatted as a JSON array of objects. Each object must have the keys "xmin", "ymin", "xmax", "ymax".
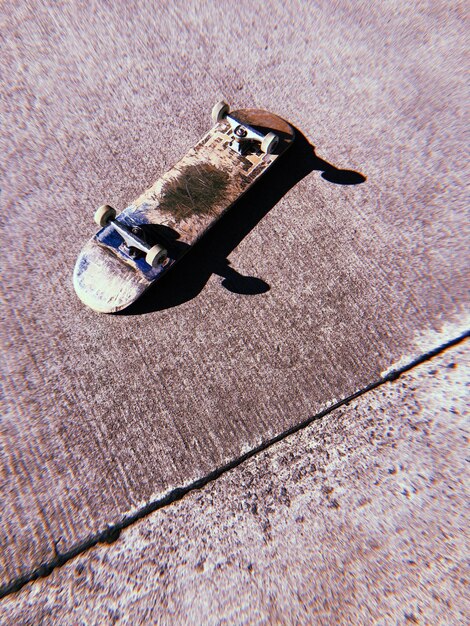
[{"xmin": 73, "ymin": 110, "xmax": 294, "ymax": 312}]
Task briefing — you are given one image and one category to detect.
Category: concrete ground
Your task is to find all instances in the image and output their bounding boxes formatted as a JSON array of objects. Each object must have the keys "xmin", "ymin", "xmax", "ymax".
[
  {"xmin": 1, "ymin": 341, "xmax": 468, "ymax": 624},
  {"xmin": 1, "ymin": 1, "xmax": 469, "ymax": 623}
]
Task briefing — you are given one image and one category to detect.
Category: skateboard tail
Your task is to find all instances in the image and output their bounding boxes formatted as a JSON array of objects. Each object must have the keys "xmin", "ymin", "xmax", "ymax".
[{"xmin": 73, "ymin": 241, "xmax": 153, "ymax": 313}]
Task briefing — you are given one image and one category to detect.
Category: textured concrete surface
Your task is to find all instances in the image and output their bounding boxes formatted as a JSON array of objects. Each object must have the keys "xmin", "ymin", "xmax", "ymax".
[
  {"xmin": 1, "ymin": 1, "xmax": 469, "ymax": 593},
  {"xmin": 1, "ymin": 341, "xmax": 468, "ymax": 624}
]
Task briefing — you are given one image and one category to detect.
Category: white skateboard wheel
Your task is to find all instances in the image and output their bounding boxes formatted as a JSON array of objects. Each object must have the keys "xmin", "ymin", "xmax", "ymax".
[
  {"xmin": 211, "ymin": 101, "xmax": 230, "ymax": 124},
  {"xmin": 260, "ymin": 132, "xmax": 279, "ymax": 154},
  {"xmin": 146, "ymin": 244, "xmax": 167, "ymax": 268},
  {"xmin": 94, "ymin": 205, "xmax": 117, "ymax": 227}
]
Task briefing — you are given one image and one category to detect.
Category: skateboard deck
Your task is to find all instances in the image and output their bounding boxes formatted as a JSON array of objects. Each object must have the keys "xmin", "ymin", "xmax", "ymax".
[{"xmin": 73, "ymin": 103, "xmax": 295, "ymax": 313}]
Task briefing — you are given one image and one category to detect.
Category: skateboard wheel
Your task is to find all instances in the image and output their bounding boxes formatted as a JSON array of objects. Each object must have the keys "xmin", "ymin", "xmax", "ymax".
[
  {"xmin": 211, "ymin": 101, "xmax": 230, "ymax": 124},
  {"xmin": 94, "ymin": 205, "xmax": 117, "ymax": 227},
  {"xmin": 260, "ymin": 132, "xmax": 279, "ymax": 155},
  {"xmin": 146, "ymin": 244, "xmax": 167, "ymax": 268}
]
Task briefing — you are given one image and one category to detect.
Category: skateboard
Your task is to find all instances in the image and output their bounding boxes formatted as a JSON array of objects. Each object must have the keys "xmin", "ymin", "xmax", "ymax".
[{"xmin": 73, "ymin": 102, "xmax": 295, "ymax": 313}]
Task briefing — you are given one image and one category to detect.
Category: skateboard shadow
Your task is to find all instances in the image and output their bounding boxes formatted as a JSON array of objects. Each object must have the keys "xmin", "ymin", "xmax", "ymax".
[{"xmin": 119, "ymin": 127, "xmax": 366, "ymax": 315}]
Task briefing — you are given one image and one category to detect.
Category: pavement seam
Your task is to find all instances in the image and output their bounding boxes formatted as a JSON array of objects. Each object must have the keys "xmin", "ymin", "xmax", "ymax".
[{"xmin": 1, "ymin": 330, "xmax": 468, "ymax": 600}]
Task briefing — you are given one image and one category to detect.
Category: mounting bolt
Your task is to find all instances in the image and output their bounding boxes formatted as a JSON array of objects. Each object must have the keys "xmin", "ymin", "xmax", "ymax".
[{"xmin": 235, "ymin": 125, "xmax": 248, "ymax": 138}]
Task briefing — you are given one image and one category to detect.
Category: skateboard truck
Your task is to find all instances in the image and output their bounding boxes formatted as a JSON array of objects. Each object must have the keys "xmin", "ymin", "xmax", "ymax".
[
  {"xmin": 211, "ymin": 101, "xmax": 279, "ymax": 156},
  {"xmin": 93, "ymin": 205, "xmax": 168, "ymax": 268}
]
